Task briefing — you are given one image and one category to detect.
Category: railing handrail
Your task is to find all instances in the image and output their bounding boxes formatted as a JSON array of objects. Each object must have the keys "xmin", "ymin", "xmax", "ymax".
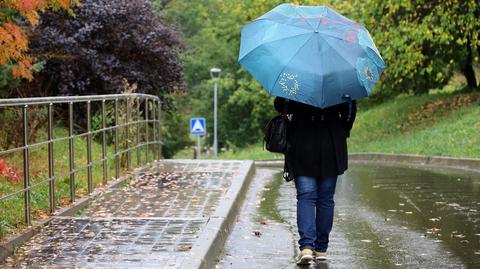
[
  {"xmin": 0, "ymin": 93, "xmax": 159, "ymax": 107},
  {"xmin": 0, "ymin": 93, "xmax": 162, "ymax": 227}
]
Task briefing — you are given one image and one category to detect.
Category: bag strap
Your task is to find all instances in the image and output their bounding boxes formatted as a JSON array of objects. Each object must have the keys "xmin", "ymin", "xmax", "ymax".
[
  {"xmin": 283, "ymin": 157, "xmax": 288, "ymax": 180},
  {"xmin": 282, "ymin": 99, "xmax": 290, "ymax": 181},
  {"xmin": 283, "ymin": 99, "xmax": 289, "ymax": 115}
]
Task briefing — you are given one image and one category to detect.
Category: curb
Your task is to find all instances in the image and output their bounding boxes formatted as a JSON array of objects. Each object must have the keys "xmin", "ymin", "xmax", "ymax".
[
  {"xmin": 348, "ymin": 152, "xmax": 480, "ymax": 173},
  {"xmin": 0, "ymin": 171, "xmax": 137, "ymax": 262},
  {"xmin": 181, "ymin": 160, "xmax": 256, "ymax": 269},
  {"xmin": 255, "ymin": 153, "xmax": 480, "ymax": 173}
]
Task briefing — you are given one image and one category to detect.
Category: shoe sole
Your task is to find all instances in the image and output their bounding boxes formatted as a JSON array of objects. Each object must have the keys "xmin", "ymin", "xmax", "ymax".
[{"xmin": 296, "ymin": 255, "xmax": 313, "ymax": 265}]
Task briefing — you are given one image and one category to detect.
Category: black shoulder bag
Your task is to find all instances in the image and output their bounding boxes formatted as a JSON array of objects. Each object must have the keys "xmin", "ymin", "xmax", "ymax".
[
  {"xmin": 264, "ymin": 100, "xmax": 289, "ymax": 154},
  {"xmin": 264, "ymin": 100, "xmax": 295, "ymax": 182}
]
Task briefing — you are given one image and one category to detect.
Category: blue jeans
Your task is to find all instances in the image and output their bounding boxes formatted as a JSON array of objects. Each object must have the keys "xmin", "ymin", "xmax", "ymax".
[{"xmin": 295, "ymin": 175, "xmax": 337, "ymax": 252}]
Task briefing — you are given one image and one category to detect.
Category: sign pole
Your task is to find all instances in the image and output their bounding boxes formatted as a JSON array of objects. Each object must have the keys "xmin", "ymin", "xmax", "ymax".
[
  {"xmin": 197, "ymin": 135, "xmax": 201, "ymax": 159},
  {"xmin": 213, "ymin": 81, "xmax": 218, "ymax": 159}
]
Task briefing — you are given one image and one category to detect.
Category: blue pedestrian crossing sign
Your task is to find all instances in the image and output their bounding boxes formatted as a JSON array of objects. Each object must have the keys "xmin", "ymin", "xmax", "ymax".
[{"xmin": 190, "ymin": 118, "xmax": 206, "ymax": 135}]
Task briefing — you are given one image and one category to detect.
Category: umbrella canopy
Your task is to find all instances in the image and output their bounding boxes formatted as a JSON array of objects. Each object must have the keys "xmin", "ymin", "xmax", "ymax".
[{"xmin": 238, "ymin": 4, "xmax": 385, "ymax": 108}]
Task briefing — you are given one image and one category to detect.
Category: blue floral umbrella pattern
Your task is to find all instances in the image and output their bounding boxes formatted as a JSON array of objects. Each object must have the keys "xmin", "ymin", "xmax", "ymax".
[{"xmin": 238, "ymin": 4, "xmax": 386, "ymax": 108}]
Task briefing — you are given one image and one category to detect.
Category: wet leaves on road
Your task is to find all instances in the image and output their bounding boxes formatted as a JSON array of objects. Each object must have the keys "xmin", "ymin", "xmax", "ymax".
[
  {"xmin": 179, "ymin": 245, "xmax": 192, "ymax": 251},
  {"xmin": 84, "ymin": 231, "xmax": 96, "ymax": 238},
  {"xmin": 451, "ymin": 233, "xmax": 466, "ymax": 239}
]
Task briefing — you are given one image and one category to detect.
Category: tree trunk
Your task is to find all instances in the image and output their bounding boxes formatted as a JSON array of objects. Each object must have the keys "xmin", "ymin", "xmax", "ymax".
[{"xmin": 462, "ymin": 37, "xmax": 478, "ymax": 89}]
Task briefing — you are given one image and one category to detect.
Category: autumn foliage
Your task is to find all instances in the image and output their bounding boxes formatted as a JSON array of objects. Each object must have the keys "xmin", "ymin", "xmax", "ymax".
[
  {"xmin": 0, "ymin": 0, "xmax": 76, "ymax": 80},
  {"xmin": 30, "ymin": 0, "xmax": 185, "ymax": 97},
  {"xmin": 0, "ymin": 159, "xmax": 21, "ymax": 183}
]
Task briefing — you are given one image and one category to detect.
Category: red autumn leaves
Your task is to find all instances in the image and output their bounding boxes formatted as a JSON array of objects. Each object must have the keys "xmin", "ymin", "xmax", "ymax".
[
  {"xmin": 0, "ymin": 159, "xmax": 21, "ymax": 183},
  {"xmin": 0, "ymin": 0, "xmax": 76, "ymax": 80}
]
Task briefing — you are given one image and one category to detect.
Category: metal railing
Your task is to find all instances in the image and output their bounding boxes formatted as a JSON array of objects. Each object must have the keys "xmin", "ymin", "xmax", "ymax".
[{"xmin": 0, "ymin": 94, "xmax": 161, "ymax": 226}]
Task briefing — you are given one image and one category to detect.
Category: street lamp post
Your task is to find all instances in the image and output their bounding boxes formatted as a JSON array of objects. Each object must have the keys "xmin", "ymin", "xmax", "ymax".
[{"xmin": 210, "ymin": 68, "xmax": 221, "ymax": 159}]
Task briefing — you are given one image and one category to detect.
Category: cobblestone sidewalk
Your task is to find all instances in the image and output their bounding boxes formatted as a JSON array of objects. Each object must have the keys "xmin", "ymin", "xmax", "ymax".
[{"xmin": 2, "ymin": 160, "xmax": 252, "ymax": 269}]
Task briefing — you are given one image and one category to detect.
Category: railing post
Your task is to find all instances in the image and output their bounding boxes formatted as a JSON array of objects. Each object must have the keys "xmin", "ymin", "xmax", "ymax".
[
  {"xmin": 87, "ymin": 101, "xmax": 93, "ymax": 193},
  {"xmin": 136, "ymin": 98, "xmax": 141, "ymax": 166},
  {"xmin": 157, "ymin": 100, "xmax": 162, "ymax": 160},
  {"xmin": 145, "ymin": 99, "xmax": 149, "ymax": 163},
  {"xmin": 152, "ymin": 99, "xmax": 156, "ymax": 161},
  {"xmin": 126, "ymin": 97, "xmax": 131, "ymax": 171},
  {"xmin": 114, "ymin": 98, "xmax": 120, "ymax": 179},
  {"xmin": 48, "ymin": 103, "xmax": 55, "ymax": 214},
  {"xmin": 23, "ymin": 105, "xmax": 31, "ymax": 226},
  {"xmin": 68, "ymin": 102, "xmax": 75, "ymax": 202},
  {"xmin": 101, "ymin": 100, "xmax": 107, "ymax": 185}
]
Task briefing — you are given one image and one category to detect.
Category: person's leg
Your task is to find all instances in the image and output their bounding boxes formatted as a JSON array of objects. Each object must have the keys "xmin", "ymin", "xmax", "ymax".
[
  {"xmin": 315, "ymin": 175, "xmax": 338, "ymax": 252},
  {"xmin": 295, "ymin": 176, "xmax": 318, "ymax": 251}
]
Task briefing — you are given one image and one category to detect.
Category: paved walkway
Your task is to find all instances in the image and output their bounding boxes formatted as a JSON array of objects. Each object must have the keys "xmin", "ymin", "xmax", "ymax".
[{"xmin": 2, "ymin": 160, "xmax": 252, "ymax": 269}]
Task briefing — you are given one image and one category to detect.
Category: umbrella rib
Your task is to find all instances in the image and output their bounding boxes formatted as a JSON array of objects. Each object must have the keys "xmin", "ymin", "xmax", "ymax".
[
  {"xmin": 253, "ymin": 18, "xmax": 312, "ymax": 32},
  {"xmin": 318, "ymin": 34, "xmax": 357, "ymax": 69},
  {"xmin": 269, "ymin": 34, "xmax": 315, "ymax": 95},
  {"xmin": 317, "ymin": 35, "xmax": 369, "ymax": 104},
  {"xmin": 291, "ymin": 4, "xmax": 315, "ymax": 31},
  {"xmin": 239, "ymin": 32, "xmax": 312, "ymax": 62},
  {"xmin": 319, "ymin": 31, "xmax": 381, "ymax": 61},
  {"xmin": 255, "ymin": 18, "xmax": 369, "ymax": 48}
]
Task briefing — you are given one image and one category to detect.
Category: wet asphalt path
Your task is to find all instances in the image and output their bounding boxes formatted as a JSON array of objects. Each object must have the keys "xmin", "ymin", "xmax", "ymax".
[{"xmin": 217, "ymin": 163, "xmax": 480, "ymax": 269}]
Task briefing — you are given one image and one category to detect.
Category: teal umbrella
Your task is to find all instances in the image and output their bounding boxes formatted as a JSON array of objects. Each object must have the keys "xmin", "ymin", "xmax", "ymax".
[{"xmin": 238, "ymin": 4, "xmax": 385, "ymax": 108}]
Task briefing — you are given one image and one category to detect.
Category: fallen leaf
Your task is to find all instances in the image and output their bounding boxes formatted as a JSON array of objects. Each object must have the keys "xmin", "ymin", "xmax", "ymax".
[
  {"xmin": 85, "ymin": 231, "xmax": 96, "ymax": 238},
  {"xmin": 451, "ymin": 233, "xmax": 466, "ymax": 239},
  {"xmin": 179, "ymin": 245, "xmax": 192, "ymax": 251}
]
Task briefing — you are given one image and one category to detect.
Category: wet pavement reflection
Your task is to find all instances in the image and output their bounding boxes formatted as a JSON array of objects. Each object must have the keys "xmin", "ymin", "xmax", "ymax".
[
  {"xmin": 343, "ymin": 164, "xmax": 480, "ymax": 268},
  {"xmin": 218, "ymin": 163, "xmax": 480, "ymax": 269}
]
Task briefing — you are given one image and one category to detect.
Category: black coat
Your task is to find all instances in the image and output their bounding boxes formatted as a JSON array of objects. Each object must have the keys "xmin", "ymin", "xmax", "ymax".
[{"xmin": 274, "ymin": 97, "xmax": 356, "ymax": 178}]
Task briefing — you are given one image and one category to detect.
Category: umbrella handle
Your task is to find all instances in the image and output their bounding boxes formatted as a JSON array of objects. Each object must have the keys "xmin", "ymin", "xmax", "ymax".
[{"xmin": 342, "ymin": 94, "xmax": 352, "ymax": 122}]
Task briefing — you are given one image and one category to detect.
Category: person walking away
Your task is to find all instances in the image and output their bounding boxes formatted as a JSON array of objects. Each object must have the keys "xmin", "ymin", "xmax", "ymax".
[{"xmin": 274, "ymin": 97, "xmax": 356, "ymax": 265}]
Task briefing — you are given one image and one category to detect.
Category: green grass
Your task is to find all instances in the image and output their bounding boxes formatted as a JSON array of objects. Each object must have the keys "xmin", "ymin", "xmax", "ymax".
[
  {"xmin": 215, "ymin": 144, "xmax": 283, "ymax": 160},
  {"xmin": 210, "ymin": 90, "xmax": 480, "ymax": 160},
  {"xmin": 172, "ymin": 142, "xmax": 283, "ymax": 160},
  {"xmin": 0, "ymin": 125, "xmax": 154, "ymax": 239},
  {"xmin": 349, "ymin": 91, "xmax": 480, "ymax": 157}
]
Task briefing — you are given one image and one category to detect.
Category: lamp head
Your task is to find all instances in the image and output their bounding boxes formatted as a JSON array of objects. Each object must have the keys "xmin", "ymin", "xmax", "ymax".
[{"xmin": 210, "ymin": 68, "xmax": 222, "ymax": 79}]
